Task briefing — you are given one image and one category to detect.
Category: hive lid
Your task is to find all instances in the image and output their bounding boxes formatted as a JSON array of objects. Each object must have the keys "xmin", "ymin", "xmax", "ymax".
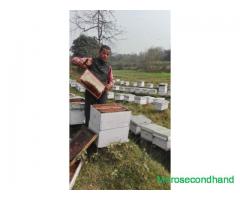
[
  {"xmin": 141, "ymin": 123, "xmax": 170, "ymax": 138},
  {"xmin": 92, "ymin": 103, "xmax": 129, "ymax": 113},
  {"xmin": 131, "ymin": 115, "xmax": 152, "ymax": 125},
  {"xmin": 77, "ymin": 69, "xmax": 105, "ymax": 99}
]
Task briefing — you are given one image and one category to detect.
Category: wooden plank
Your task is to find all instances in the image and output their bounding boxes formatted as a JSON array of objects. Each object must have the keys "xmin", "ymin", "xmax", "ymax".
[
  {"xmin": 70, "ymin": 127, "xmax": 97, "ymax": 166},
  {"xmin": 69, "ymin": 159, "xmax": 83, "ymax": 189}
]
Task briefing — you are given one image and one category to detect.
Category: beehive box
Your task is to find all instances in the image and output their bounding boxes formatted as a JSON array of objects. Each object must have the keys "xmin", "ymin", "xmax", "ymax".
[
  {"xmin": 114, "ymin": 93, "xmax": 125, "ymax": 101},
  {"xmin": 107, "ymin": 91, "xmax": 114, "ymax": 99},
  {"xmin": 134, "ymin": 96, "xmax": 147, "ymax": 104},
  {"xmin": 147, "ymin": 88, "xmax": 157, "ymax": 95},
  {"xmin": 70, "ymin": 80, "xmax": 77, "ymax": 87},
  {"xmin": 120, "ymin": 80, "xmax": 124, "ymax": 85},
  {"xmin": 96, "ymin": 126, "xmax": 129, "ymax": 148},
  {"xmin": 130, "ymin": 115, "xmax": 152, "ymax": 135},
  {"xmin": 129, "ymin": 87, "xmax": 136, "ymax": 93},
  {"xmin": 138, "ymin": 81, "xmax": 145, "ymax": 87},
  {"xmin": 124, "ymin": 94, "xmax": 135, "ymax": 102},
  {"xmin": 88, "ymin": 103, "xmax": 131, "ymax": 148},
  {"xmin": 134, "ymin": 88, "xmax": 144, "ymax": 94},
  {"xmin": 153, "ymin": 100, "xmax": 169, "ymax": 111},
  {"xmin": 124, "ymin": 81, "xmax": 130, "ymax": 86},
  {"xmin": 158, "ymin": 83, "xmax": 168, "ymax": 94},
  {"xmin": 70, "ymin": 101, "xmax": 85, "ymax": 125},
  {"xmin": 144, "ymin": 96, "xmax": 155, "ymax": 104},
  {"xmin": 119, "ymin": 86, "xmax": 126, "ymax": 92},
  {"xmin": 141, "ymin": 123, "xmax": 170, "ymax": 151},
  {"xmin": 146, "ymin": 83, "xmax": 154, "ymax": 88},
  {"xmin": 132, "ymin": 82, "xmax": 138, "ymax": 87},
  {"xmin": 113, "ymin": 85, "xmax": 120, "ymax": 91},
  {"xmin": 76, "ymin": 83, "xmax": 86, "ymax": 92},
  {"xmin": 153, "ymin": 97, "xmax": 165, "ymax": 103}
]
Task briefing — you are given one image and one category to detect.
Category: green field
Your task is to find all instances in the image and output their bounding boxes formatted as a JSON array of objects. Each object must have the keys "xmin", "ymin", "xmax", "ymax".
[
  {"xmin": 113, "ymin": 69, "xmax": 170, "ymax": 85},
  {"xmin": 70, "ymin": 67, "xmax": 171, "ymax": 189}
]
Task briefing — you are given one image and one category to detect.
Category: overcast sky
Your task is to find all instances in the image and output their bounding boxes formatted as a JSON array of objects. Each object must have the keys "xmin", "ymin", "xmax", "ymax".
[{"xmin": 70, "ymin": 10, "xmax": 170, "ymax": 54}]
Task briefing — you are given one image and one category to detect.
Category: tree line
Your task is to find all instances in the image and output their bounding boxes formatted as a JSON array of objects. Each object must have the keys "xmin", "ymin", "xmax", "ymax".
[{"xmin": 70, "ymin": 34, "xmax": 170, "ymax": 72}]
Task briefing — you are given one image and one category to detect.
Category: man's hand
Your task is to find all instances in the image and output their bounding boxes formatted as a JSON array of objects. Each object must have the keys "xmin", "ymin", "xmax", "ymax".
[
  {"xmin": 105, "ymin": 83, "xmax": 113, "ymax": 91},
  {"xmin": 71, "ymin": 57, "xmax": 92, "ymax": 68}
]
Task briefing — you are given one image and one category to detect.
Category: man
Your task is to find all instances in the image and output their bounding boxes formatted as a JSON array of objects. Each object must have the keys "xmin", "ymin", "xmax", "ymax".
[{"xmin": 71, "ymin": 45, "xmax": 113, "ymax": 126}]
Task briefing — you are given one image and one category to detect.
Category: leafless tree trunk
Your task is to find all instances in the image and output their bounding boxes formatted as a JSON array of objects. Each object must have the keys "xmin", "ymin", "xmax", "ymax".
[{"xmin": 70, "ymin": 10, "xmax": 123, "ymax": 45}]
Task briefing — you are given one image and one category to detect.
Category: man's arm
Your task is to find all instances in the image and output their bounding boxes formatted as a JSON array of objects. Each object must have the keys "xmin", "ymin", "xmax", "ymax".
[
  {"xmin": 105, "ymin": 66, "xmax": 114, "ymax": 91},
  {"xmin": 71, "ymin": 57, "xmax": 92, "ymax": 68}
]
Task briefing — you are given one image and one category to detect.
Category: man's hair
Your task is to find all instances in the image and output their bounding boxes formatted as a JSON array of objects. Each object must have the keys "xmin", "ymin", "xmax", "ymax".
[{"xmin": 99, "ymin": 45, "xmax": 111, "ymax": 53}]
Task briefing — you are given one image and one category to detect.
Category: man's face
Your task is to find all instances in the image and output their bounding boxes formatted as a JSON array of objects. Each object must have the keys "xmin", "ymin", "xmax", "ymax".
[{"xmin": 99, "ymin": 48, "xmax": 111, "ymax": 62}]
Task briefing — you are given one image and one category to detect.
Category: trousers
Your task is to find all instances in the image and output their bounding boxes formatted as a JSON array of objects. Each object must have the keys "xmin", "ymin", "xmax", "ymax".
[{"xmin": 84, "ymin": 90, "xmax": 107, "ymax": 126}]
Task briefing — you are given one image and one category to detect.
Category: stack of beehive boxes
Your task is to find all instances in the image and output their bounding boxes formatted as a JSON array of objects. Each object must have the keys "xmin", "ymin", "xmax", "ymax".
[{"xmin": 89, "ymin": 103, "xmax": 131, "ymax": 148}]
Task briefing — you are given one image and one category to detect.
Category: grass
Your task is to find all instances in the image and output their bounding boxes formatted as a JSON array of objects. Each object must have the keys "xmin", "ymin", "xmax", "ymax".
[
  {"xmin": 113, "ymin": 69, "xmax": 170, "ymax": 85},
  {"xmin": 73, "ymin": 141, "xmax": 170, "ymax": 190}
]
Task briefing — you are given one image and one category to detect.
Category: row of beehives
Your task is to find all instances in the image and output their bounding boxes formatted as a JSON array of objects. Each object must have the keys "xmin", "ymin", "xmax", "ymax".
[
  {"xmin": 112, "ymin": 85, "xmax": 159, "ymax": 95},
  {"xmin": 114, "ymin": 79, "xmax": 169, "ymax": 94},
  {"xmin": 70, "ymin": 79, "xmax": 86, "ymax": 92},
  {"xmin": 130, "ymin": 115, "xmax": 170, "ymax": 151},
  {"xmin": 114, "ymin": 79, "xmax": 168, "ymax": 90},
  {"xmin": 108, "ymin": 92, "xmax": 169, "ymax": 111},
  {"xmin": 70, "ymin": 100, "xmax": 170, "ymax": 151}
]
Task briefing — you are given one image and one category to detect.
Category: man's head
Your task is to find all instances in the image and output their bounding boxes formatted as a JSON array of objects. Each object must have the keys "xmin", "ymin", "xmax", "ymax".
[{"xmin": 99, "ymin": 45, "xmax": 111, "ymax": 62}]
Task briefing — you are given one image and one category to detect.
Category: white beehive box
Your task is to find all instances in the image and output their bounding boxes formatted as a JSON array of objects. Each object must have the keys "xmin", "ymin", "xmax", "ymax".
[
  {"xmin": 153, "ymin": 97, "xmax": 165, "ymax": 103},
  {"xmin": 76, "ymin": 83, "xmax": 86, "ymax": 92},
  {"xmin": 120, "ymin": 80, "xmax": 124, "ymax": 85},
  {"xmin": 135, "ymin": 87, "xmax": 144, "ymax": 94},
  {"xmin": 144, "ymin": 96, "xmax": 155, "ymax": 104},
  {"xmin": 113, "ymin": 85, "xmax": 120, "ymax": 91},
  {"xmin": 141, "ymin": 123, "xmax": 170, "ymax": 151},
  {"xmin": 124, "ymin": 87, "xmax": 131, "ymax": 93},
  {"xmin": 134, "ymin": 96, "xmax": 147, "ymax": 105},
  {"xmin": 107, "ymin": 91, "xmax": 114, "ymax": 99},
  {"xmin": 114, "ymin": 93, "xmax": 125, "ymax": 101},
  {"xmin": 147, "ymin": 89, "xmax": 157, "ymax": 95},
  {"xmin": 158, "ymin": 83, "xmax": 168, "ymax": 94},
  {"xmin": 89, "ymin": 104, "xmax": 131, "ymax": 132},
  {"xmin": 124, "ymin": 81, "xmax": 130, "ymax": 86},
  {"xmin": 153, "ymin": 100, "xmax": 169, "ymax": 111},
  {"xmin": 130, "ymin": 115, "xmax": 152, "ymax": 135},
  {"xmin": 96, "ymin": 126, "xmax": 129, "ymax": 148},
  {"xmin": 129, "ymin": 87, "xmax": 136, "ymax": 93},
  {"xmin": 124, "ymin": 94, "xmax": 135, "ymax": 102},
  {"xmin": 138, "ymin": 80, "xmax": 145, "ymax": 87},
  {"xmin": 119, "ymin": 86, "xmax": 126, "ymax": 92},
  {"xmin": 115, "ymin": 79, "xmax": 121, "ymax": 83},
  {"xmin": 70, "ymin": 80, "xmax": 77, "ymax": 87},
  {"xmin": 146, "ymin": 83, "xmax": 154, "ymax": 88},
  {"xmin": 132, "ymin": 82, "xmax": 138, "ymax": 87},
  {"xmin": 70, "ymin": 103, "xmax": 85, "ymax": 125},
  {"xmin": 88, "ymin": 104, "xmax": 131, "ymax": 148}
]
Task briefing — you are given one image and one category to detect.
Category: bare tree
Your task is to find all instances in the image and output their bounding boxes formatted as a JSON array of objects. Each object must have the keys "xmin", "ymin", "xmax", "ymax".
[{"xmin": 70, "ymin": 10, "xmax": 123, "ymax": 45}]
